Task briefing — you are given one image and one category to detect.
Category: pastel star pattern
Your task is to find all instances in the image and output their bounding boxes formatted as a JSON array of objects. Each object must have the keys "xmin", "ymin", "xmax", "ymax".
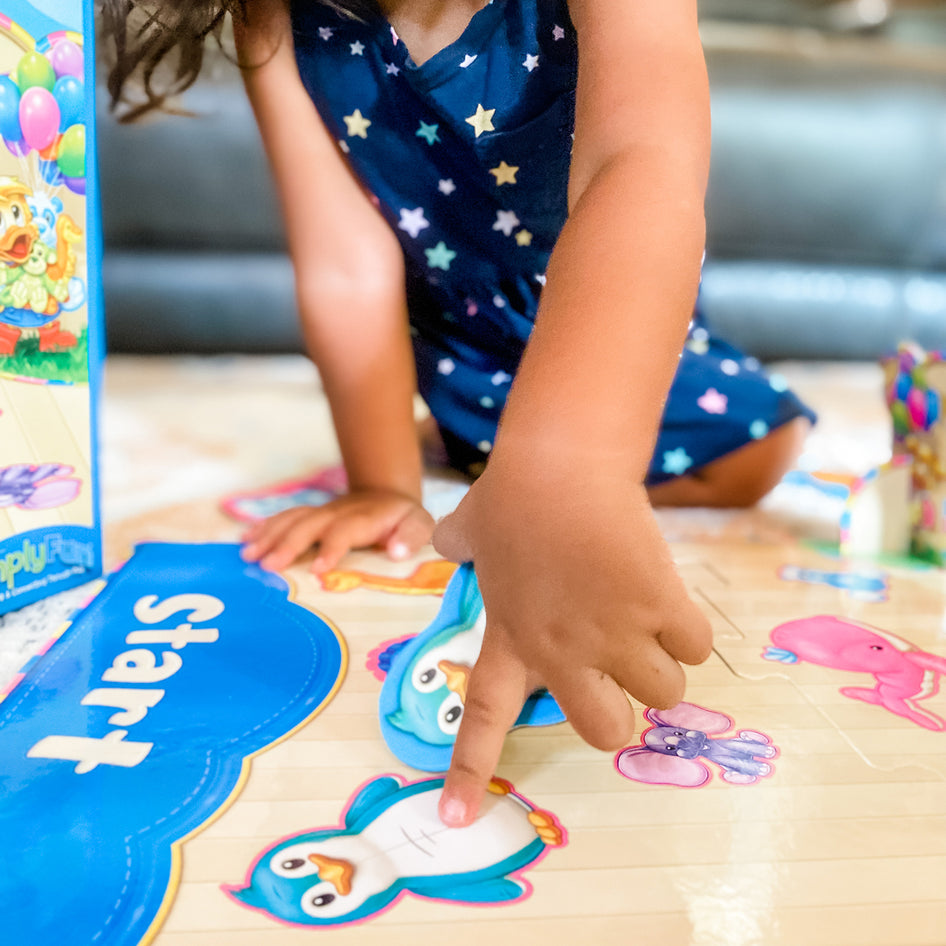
[
  {"xmin": 720, "ymin": 358, "xmax": 740, "ymax": 376},
  {"xmin": 318, "ymin": 26, "xmax": 334, "ymax": 40},
  {"xmin": 769, "ymin": 373, "xmax": 789, "ymax": 392},
  {"xmin": 438, "ymin": 178, "xmax": 456, "ymax": 195},
  {"xmin": 523, "ymin": 54, "xmax": 539, "ymax": 72},
  {"xmin": 385, "ymin": 62, "xmax": 400, "ymax": 75},
  {"xmin": 416, "ymin": 121, "xmax": 440, "ymax": 145},
  {"xmin": 477, "ymin": 440, "xmax": 493, "ymax": 453},
  {"xmin": 489, "ymin": 161, "xmax": 519, "ymax": 185},
  {"xmin": 398, "ymin": 207, "xmax": 430, "ymax": 239},
  {"xmin": 749, "ymin": 419, "xmax": 770, "ymax": 439},
  {"xmin": 552, "ymin": 24, "xmax": 565, "ymax": 40},
  {"xmin": 662, "ymin": 447, "xmax": 694, "ymax": 476},
  {"xmin": 343, "ymin": 109, "xmax": 371, "ymax": 138},
  {"xmin": 696, "ymin": 388, "xmax": 728, "ymax": 414},
  {"xmin": 460, "ymin": 54, "xmax": 478, "ymax": 68},
  {"xmin": 437, "ymin": 358, "xmax": 456, "ymax": 375},
  {"xmin": 515, "ymin": 229, "xmax": 533, "ymax": 246},
  {"xmin": 493, "ymin": 210, "xmax": 520, "ymax": 236},
  {"xmin": 350, "ymin": 40, "xmax": 365, "ymax": 55},
  {"xmin": 425, "ymin": 241, "xmax": 457, "ymax": 271},
  {"xmin": 466, "ymin": 104, "xmax": 496, "ymax": 137},
  {"xmin": 491, "ymin": 370, "xmax": 512, "ymax": 385}
]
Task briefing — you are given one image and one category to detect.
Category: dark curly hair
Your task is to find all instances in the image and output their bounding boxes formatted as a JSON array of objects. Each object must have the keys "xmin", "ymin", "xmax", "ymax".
[{"xmin": 99, "ymin": 0, "xmax": 379, "ymax": 121}]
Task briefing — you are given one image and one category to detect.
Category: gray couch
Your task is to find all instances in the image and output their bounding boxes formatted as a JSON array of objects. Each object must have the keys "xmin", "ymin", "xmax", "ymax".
[{"xmin": 98, "ymin": 2, "xmax": 946, "ymax": 360}]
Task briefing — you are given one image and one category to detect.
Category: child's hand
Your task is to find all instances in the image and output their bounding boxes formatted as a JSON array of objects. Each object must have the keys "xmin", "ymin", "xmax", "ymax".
[
  {"xmin": 432, "ymin": 458, "xmax": 712, "ymax": 827},
  {"xmin": 240, "ymin": 488, "xmax": 434, "ymax": 573}
]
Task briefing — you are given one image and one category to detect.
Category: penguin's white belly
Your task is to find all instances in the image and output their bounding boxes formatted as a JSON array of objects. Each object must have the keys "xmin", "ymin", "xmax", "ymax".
[{"xmin": 362, "ymin": 788, "xmax": 536, "ymax": 878}]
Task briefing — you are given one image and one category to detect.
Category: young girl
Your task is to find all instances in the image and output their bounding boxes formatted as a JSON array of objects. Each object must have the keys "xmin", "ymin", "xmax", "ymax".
[{"xmin": 104, "ymin": 0, "xmax": 813, "ymax": 826}]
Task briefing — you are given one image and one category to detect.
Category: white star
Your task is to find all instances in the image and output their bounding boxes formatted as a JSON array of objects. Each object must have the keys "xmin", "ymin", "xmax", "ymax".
[
  {"xmin": 466, "ymin": 103, "xmax": 496, "ymax": 137},
  {"xmin": 385, "ymin": 61, "xmax": 400, "ymax": 75},
  {"xmin": 397, "ymin": 207, "xmax": 429, "ymax": 239},
  {"xmin": 721, "ymin": 359, "xmax": 740, "ymax": 376},
  {"xmin": 438, "ymin": 178, "xmax": 456, "ymax": 195},
  {"xmin": 492, "ymin": 294, "xmax": 506, "ymax": 308},
  {"xmin": 477, "ymin": 440, "xmax": 493, "ymax": 453},
  {"xmin": 338, "ymin": 140, "xmax": 350, "ymax": 153},
  {"xmin": 493, "ymin": 210, "xmax": 520, "ymax": 236},
  {"xmin": 535, "ymin": 273, "xmax": 547, "ymax": 285},
  {"xmin": 437, "ymin": 358, "xmax": 456, "ymax": 375},
  {"xmin": 697, "ymin": 388, "xmax": 728, "ymax": 415},
  {"xmin": 552, "ymin": 24, "xmax": 565, "ymax": 40},
  {"xmin": 460, "ymin": 53, "xmax": 478, "ymax": 68},
  {"xmin": 523, "ymin": 54, "xmax": 539, "ymax": 72},
  {"xmin": 491, "ymin": 370, "xmax": 512, "ymax": 385},
  {"xmin": 342, "ymin": 109, "xmax": 371, "ymax": 138},
  {"xmin": 318, "ymin": 26, "xmax": 334, "ymax": 40},
  {"xmin": 350, "ymin": 40, "xmax": 365, "ymax": 55}
]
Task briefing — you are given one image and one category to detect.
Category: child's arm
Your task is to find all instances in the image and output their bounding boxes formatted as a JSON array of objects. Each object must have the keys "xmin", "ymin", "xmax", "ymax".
[
  {"xmin": 234, "ymin": 1, "xmax": 433, "ymax": 572},
  {"xmin": 435, "ymin": 0, "xmax": 713, "ymax": 825}
]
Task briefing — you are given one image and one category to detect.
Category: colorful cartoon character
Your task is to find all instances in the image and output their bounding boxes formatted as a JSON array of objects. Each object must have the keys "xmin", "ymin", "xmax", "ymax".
[
  {"xmin": 227, "ymin": 775, "xmax": 565, "ymax": 926},
  {"xmin": 0, "ymin": 176, "xmax": 83, "ymax": 355},
  {"xmin": 616, "ymin": 702, "xmax": 778, "ymax": 787},
  {"xmin": 765, "ymin": 615, "xmax": 946, "ymax": 730},
  {"xmin": 0, "ymin": 463, "xmax": 80, "ymax": 510},
  {"xmin": 778, "ymin": 565, "xmax": 888, "ymax": 602},
  {"xmin": 376, "ymin": 563, "xmax": 564, "ymax": 771}
]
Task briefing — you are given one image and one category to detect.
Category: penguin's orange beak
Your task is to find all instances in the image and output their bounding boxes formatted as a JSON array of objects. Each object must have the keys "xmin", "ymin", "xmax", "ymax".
[
  {"xmin": 437, "ymin": 659, "xmax": 471, "ymax": 701},
  {"xmin": 308, "ymin": 853, "xmax": 354, "ymax": 896}
]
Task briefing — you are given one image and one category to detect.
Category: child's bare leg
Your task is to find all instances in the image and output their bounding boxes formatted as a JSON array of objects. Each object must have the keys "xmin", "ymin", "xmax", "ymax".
[{"xmin": 647, "ymin": 417, "xmax": 810, "ymax": 508}]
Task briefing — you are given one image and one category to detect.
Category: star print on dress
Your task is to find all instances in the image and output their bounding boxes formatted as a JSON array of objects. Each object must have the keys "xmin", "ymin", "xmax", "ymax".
[
  {"xmin": 426, "ymin": 242, "xmax": 457, "ymax": 271},
  {"xmin": 491, "ymin": 370, "xmax": 512, "ymax": 385},
  {"xmin": 438, "ymin": 179, "xmax": 456, "ymax": 195},
  {"xmin": 552, "ymin": 24, "xmax": 565, "ymax": 40},
  {"xmin": 696, "ymin": 388, "xmax": 728, "ymax": 414},
  {"xmin": 350, "ymin": 40, "xmax": 365, "ymax": 55},
  {"xmin": 318, "ymin": 26, "xmax": 334, "ymax": 40},
  {"xmin": 437, "ymin": 358, "xmax": 456, "ymax": 375},
  {"xmin": 515, "ymin": 230, "xmax": 533, "ymax": 246},
  {"xmin": 534, "ymin": 273, "xmax": 547, "ymax": 285},
  {"xmin": 493, "ymin": 210, "xmax": 520, "ymax": 236},
  {"xmin": 466, "ymin": 104, "xmax": 496, "ymax": 137},
  {"xmin": 479, "ymin": 396, "xmax": 495, "ymax": 408},
  {"xmin": 769, "ymin": 373, "xmax": 789, "ymax": 392},
  {"xmin": 662, "ymin": 447, "xmax": 693, "ymax": 476},
  {"xmin": 460, "ymin": 54, "xmax": 478, "ymax": 68},
  {"xmin": 489, "ymin": 161, "xmax": 519, "ymax": 185},
  {"xmin": 523, "ymin": 54, "xmax": 539, "ymax": 72},
  {"xmin": 720, "ymin": 359, "xmax": 740, "ymax": 376},
  {"xmin": 492, "ymin": 295, "xmax": 506, "ymax": 307},
  {"xmin": 385, "ymin": 62, "xmax": 400, "ymax": 75},
  {"xmin": 416, "ymin": 121, "xmax": 441, "ymax": 145},
  {"xmin": 343, "ymin": 109, "xmax": 371, "ymax": 138},
  {"xmin": 398, "ymin": 207, "xmax": 430, "ymax": 239},
  {"xmin": 749, "ymin": 419, "xmax": 770, "ymax": 439}
]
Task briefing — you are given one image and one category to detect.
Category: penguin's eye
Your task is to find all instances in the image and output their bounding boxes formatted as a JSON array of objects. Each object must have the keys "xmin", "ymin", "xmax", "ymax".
[
  {"xmin": 311, "ymin": 893, "xmax": 336, "ymax": 908},
  {"xmin": 437, "ymin": 692, "xmax": 463, "ymax": 736},
  {"xmin": 281, "ymin": 858, "xmax": 306, "ymax": 871},
  {"xmin": 412, "ymin": 663, "xmax": 443, "ymax": 692}
]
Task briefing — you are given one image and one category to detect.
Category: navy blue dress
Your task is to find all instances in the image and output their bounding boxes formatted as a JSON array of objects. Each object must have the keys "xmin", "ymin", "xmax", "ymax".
[{"xmin": 290, "ymin": 0, "xmax": 815, "ymax": 481}]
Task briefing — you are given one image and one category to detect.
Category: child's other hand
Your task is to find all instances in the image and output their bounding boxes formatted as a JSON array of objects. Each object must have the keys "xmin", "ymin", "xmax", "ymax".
[
  {"xmin": 240, "ymin": 489, "xmax": 434, "ymax": 573},
  {"xmin": 432, "ymin": 458, "xmax": 712, "ymax": 827}
]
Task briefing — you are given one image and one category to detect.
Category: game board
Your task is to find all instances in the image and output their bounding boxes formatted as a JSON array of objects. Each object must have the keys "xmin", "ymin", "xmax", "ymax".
[{"xmin": 1, "ymin": 494, "xmax": 944, "ymax": 944}]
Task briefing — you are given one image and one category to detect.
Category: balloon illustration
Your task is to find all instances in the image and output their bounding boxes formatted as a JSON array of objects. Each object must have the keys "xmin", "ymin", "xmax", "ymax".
[
  {"xmin": 49, "ymin": 40, "xmax": 83, "ymax": 79},
  {"xmin": 17, "ymin": 51, "xmax": 55, "ymax": 92},
  {"xmin": 0, "ymin": 75, "xmax": 21, "ymax": 142},
  {"xmin": 53, "ymin": 75, "xmax": 83, "ymax": 131},
  {"xmin": 19, "ymin": 86, "xmax": 60, "ymax": 152},
  {"xmin": 57, "ymin": 123, "xmax": 85, "ymax": 179}
]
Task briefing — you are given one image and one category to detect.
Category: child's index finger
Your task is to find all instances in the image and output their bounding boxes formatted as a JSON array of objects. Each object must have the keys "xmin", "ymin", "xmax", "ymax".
[{"xmin": 438, "ymin": 630, "xmax": 529, "ymax": 827}]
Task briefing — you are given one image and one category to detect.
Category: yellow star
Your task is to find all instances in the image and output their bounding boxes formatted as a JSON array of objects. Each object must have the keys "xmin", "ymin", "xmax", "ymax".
[
  {"xmin": 515, "ymin": 229, "xmax": 533, "ymax": 246},
  {"xmin": 489, "ymin": 161, "xmax": 519, "ymax": 185},
  {"xmin": 343, "ymin": 109, "xmax": 371, "ymax": 138},
  {"xmin": 466, "ymin": 103, "xmax": 496, "ymax": 138}
]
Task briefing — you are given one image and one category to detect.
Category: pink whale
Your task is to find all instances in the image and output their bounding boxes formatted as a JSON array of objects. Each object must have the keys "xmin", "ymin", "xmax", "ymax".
[{"xmin": 768, "ymin": 616, "xmax": 946, "ymax": 730}]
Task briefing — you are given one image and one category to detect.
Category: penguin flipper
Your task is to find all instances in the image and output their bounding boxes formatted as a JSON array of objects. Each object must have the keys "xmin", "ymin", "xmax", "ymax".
[
  {"xmin": 409, "ymin": 876, "xmax": 526, "ymax": 905},
  {"xmin": 344, "ymin": 776, "xmax": 405, "ymax": 828}
]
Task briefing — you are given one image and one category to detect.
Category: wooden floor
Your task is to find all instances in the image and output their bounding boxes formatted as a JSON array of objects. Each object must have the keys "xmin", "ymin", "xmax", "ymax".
[{"xmin": 14, "ymin": 356, "xmax": 946, "ymax": 944}]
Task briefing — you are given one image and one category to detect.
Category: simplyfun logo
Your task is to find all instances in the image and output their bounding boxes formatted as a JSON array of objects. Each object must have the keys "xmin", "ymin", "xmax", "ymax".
[
  {"xmin": 0, "ymin": 530, "xmax": 95, "ymax": 596},
  {"xmin": 0, "ymin": 542, "xmax": 346, "ymax": 945}
]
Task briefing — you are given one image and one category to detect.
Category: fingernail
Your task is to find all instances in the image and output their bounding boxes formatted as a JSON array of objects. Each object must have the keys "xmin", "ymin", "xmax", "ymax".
[
  {"xmin": 390, "ymin": 542, "xmax": 409, "ymax": 560},
  {"xmin": 439, "ymin": 796, "xmax": 467, "ymax": 827}
]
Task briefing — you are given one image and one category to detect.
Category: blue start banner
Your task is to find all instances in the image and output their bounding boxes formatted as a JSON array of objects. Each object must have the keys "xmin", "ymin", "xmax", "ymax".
[{"xmin": 0, "ymin": 542, "xmax": 347, "ymax": 944}]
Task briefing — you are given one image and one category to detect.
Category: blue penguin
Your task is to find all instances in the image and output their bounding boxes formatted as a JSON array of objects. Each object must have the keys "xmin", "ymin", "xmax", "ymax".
[{"xmin": 226, "ymin": 774, "xmax": 565, "ymax": 926}]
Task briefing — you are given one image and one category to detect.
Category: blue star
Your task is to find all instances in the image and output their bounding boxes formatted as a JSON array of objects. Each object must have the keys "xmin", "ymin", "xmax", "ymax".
[
  {"xmin": 749, "ymin": 420, "xmax": 769, "ymax": 439},
  {"xmin": 416, "ymin": 121, "xmax": 440, "ymax": 145},
  {"xmin": 662, "ymin": 447, "xmax": 693, "ymax": 476}
]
